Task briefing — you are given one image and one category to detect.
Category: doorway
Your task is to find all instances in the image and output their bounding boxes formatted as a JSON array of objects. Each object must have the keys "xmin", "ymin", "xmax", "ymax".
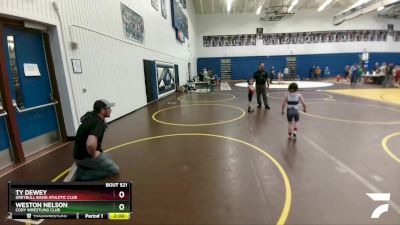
[{"xmin": 0, "ymin": 24, "xmax": 62, "ymax": 164}]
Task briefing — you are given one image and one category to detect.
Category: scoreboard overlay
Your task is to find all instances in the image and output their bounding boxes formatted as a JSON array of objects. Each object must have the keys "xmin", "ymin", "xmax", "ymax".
[{"xmin": 8, "ymin": 182, "xmax": 132, "ymax": 220}]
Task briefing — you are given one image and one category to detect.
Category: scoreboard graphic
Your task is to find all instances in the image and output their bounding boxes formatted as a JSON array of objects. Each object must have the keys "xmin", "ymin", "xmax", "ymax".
[{"xmin": 8, "ymin": 182, "xmax": 132, "ymax": 220}]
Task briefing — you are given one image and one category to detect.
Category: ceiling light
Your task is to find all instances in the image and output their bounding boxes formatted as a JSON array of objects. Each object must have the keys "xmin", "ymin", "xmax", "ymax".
[
  {"xmin": 344, "ymin": 0, "xmax": 372, "ymax": 12},
  {"xmin": 318, "ymin": 0, "xmax": 334, "ymax": 12},
  {"xmin": 350, "ymin": 0, "xmax": 370, "ymax": 8},
  {"xmin": 377, "ymin": 1, "xmax": 385, "ymax": 11},
  {"xmin": 227, "ymin": 0, "xmax": 233, "ymax": 13},
  {"xmin": 256, "ymin": 5, "xmax": 262, "ymax": 15},
  {"xmin": 288, "ymin": 0, "xmax": 299, "ymax": 12}
]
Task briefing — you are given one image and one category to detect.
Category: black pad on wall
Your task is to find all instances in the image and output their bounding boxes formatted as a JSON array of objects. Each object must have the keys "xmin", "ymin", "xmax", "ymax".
[{"xmin": 143, "ymin": 60, "xmax": 158, "ymax": 103}]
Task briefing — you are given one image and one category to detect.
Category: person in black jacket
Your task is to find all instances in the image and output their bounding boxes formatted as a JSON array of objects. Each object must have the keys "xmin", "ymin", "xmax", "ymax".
[
  {"xmin": 73, "ymin": 99, "xmax": 119, "ymax": 181},
  {"xmin": 253, "ymin": 63, "xmax": 270, "ymax": 109}
]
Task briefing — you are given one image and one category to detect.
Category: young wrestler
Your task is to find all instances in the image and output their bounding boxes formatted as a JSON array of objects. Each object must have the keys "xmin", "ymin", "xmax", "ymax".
[
  {"xmin": 247, "ymin": 78, "xmax": 256, "ymax": 112},
  {"xmin": 281, "ymin": 83, "xmax": 307, "ymax": 139}
]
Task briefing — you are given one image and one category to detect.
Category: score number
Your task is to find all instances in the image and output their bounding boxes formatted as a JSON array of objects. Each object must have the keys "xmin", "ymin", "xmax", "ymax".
[{"xmin": 117, "ymin": 191, "xmax": 128, "ymax": 211}]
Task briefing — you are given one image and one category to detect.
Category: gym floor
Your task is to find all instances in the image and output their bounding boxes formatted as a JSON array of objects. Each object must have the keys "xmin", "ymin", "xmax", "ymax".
[{"xmin": 1, "ymin": 81, "xmax": 399, "ymax": 225}]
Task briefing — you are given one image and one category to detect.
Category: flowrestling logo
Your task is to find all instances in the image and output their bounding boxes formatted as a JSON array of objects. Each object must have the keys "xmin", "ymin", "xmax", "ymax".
[{"xmin": 366, "ymin": 193, "xmax": 391, "ymax": 219}]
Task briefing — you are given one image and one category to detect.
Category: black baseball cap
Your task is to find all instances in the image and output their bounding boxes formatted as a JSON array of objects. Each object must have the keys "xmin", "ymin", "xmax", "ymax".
[{"xmin": 93, "ymin": 99, "xmax": 115, "ymax": 111}]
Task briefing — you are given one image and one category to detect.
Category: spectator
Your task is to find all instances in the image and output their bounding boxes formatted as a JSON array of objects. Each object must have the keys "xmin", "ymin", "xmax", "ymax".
[{"xmin": 323, "ymin": 66, "xmax": 330, "ymax": 78}]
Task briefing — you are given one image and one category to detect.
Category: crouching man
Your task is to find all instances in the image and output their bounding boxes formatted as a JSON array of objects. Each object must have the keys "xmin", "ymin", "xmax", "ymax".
[{"xmin": 73, "ymin": 99, "xmax": 119, "ymax": 181}]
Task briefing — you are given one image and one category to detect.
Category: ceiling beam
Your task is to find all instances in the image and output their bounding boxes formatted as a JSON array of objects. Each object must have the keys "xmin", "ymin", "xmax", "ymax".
[
  {"xmin": 333, "ymin": 0, "xmax": 400, "ymax": 25},
  {"xmin": 242, "ymin": 0, "xmax": 248, "ymax": 13},
  {"xmin": 200, "ymin": 0, "xmax": 205, "ymax": 15}
]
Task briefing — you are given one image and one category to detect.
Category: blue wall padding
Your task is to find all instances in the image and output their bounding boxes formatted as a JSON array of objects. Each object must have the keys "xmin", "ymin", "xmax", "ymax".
[{"xmin": 198, "ymin": 52, "xmax": 400, "ymax": 80}]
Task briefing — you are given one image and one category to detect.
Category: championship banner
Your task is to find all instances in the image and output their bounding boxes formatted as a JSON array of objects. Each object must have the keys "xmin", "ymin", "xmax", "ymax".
[{"xmin": 203, "ymin": 29, "xmax": 394, "ymax": 47}]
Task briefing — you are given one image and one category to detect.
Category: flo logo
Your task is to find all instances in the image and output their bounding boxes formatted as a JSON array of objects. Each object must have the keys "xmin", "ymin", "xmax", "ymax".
[{"xmin": 366, "ymin": 193, "xmax": 391, "ymax": 218}]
